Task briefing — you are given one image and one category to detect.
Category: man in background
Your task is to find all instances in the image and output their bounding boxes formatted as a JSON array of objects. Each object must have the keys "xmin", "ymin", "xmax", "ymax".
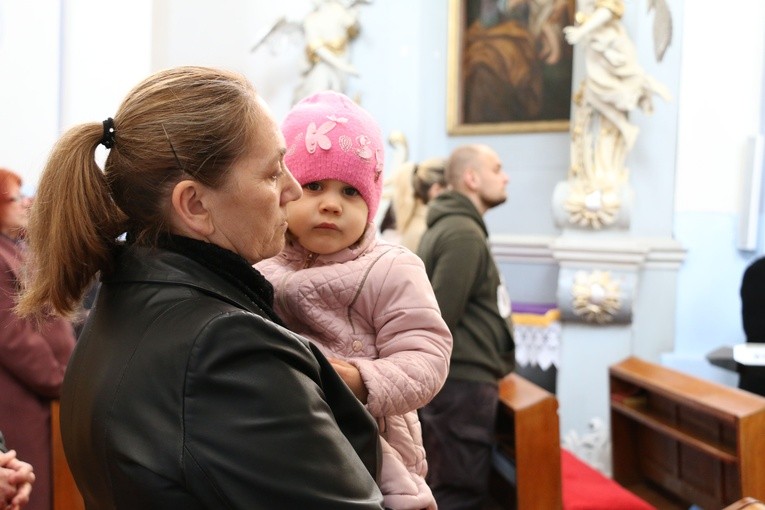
[{"xmin": 417, "ymin": 144, "xmax": 515, "ymax": 510}]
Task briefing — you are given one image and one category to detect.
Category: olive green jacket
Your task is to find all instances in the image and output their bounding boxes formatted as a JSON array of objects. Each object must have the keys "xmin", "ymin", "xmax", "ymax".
[{"xmin": 417, "ymin": 191, "xmax": 515, "ymax": 384}]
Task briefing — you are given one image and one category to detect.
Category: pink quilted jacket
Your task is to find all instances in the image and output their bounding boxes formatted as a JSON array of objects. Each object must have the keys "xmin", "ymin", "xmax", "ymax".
[{"xmin": 256, "ymin": 227, "xmax": 452, "ymax": 510}]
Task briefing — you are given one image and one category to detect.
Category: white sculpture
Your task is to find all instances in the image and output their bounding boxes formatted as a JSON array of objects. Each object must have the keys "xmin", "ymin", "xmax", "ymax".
[
  {"xmin": 562, "ymin": 417, "xmax": 612, "ymax": 476},
  {"xmin": 251, "ymin": 0, "xmax": 370, "ymax": 105},
  {"xmin": 558, "ymin": 0, "xmax": 671, "ymax": 229}
]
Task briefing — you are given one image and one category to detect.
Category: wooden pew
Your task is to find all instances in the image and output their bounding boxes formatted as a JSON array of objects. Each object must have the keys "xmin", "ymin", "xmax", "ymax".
[
  {"xmin": 51, "ymin": 401, "xmax": 84, "ymax": 510},
  {"xmin": 490, "ymin": 373, "xmax": 563, "ymax": 510}
]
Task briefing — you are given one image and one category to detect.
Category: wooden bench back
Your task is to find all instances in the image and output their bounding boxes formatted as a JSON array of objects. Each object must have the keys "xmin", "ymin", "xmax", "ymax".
[
  {"xmin": 51, "ymin": 401, "xmax": 84, "ymax": 510},
  {"xmin": 492, "ymin": 373, "xmax": 563, "ymax": 509}
]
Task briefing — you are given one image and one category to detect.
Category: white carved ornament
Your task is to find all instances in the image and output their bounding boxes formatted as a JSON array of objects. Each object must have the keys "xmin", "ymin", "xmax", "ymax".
[{"xmin": 570, "ymin": 270, "xmax": 621, "ymax": 324}]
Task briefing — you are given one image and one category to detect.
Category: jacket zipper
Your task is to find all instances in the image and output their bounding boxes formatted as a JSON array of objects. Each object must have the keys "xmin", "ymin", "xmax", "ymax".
[{"xmin": 302, "ymin": 252, "xmax": 318, "ymax": 269}]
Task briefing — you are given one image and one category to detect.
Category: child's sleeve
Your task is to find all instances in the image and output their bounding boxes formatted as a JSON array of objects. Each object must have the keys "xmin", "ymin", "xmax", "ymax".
[{"xmin": 347, "ymin": 250, "xmax": 453, "ymax": 418}]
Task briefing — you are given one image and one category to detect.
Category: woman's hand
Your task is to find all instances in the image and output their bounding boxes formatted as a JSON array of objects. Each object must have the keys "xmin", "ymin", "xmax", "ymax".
[
  {"xmin": 328, "ymin": 358, "xmax": 369, "ymax": 404},
  {"xmin": 0, "ymin": 466, "xmax": 17, "ymax": 509},
  {"xmin": 0, "ymin": 450, "xmax": 34, "ymax": 510}
]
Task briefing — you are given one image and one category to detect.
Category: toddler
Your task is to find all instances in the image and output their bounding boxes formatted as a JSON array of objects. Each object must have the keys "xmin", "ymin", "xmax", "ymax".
[{"xmin": 257, "ymin": 91, "xmax": 452, "ymax": 510}]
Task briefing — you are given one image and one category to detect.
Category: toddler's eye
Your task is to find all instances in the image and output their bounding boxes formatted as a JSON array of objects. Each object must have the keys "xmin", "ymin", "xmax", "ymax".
[
  {"xmin": 305, "ymin": 182, "xmax": 321, "ymax": 191},
  {"xmin": 343, "ymin": 186, "xmax": 360, "ymax": 197}
]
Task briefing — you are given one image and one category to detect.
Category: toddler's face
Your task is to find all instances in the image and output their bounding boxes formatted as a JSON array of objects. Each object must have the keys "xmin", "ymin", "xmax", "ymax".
[{"xmin": 286, "ymin": 178, "xmax": 368, "ymax": 255}]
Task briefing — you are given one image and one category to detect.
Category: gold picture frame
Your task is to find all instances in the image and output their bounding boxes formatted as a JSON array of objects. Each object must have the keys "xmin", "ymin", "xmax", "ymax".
[{"xmin": 447, "ymin": 0, "xmax": 575, "ymax": 135}]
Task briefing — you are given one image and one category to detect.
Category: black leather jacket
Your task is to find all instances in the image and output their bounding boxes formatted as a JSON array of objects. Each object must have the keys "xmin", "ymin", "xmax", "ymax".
[{"xmin": 61, "ymin": 245, "xmax": 384, "ymax": 509}]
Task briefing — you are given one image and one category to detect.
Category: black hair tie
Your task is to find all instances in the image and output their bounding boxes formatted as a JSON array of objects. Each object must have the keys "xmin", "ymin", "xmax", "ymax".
[{"xmin": 100, "ymin": 117, "xmax": 116, "ymax": 149}]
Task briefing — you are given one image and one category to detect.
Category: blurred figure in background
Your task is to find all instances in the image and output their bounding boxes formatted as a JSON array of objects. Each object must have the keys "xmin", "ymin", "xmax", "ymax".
[
  {"xmin": 389, "ymin": 158, "xmax": 447, "ymax": 253},
  {"xmin": 739, "ymin": 256, "xmax": 765, "ymax": 396},
  {"xmin": 0, "ymin": 167, "xmax": 76, "ymax": 510}
]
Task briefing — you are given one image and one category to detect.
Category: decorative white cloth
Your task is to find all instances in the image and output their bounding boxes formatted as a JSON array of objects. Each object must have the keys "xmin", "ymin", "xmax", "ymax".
[{"xmin": 512, "ymin": 307, "xmax": 561, "ymax": 370}]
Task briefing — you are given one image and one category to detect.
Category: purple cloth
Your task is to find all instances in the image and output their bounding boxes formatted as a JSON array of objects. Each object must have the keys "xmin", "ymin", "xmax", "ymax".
[{"xmin": 512, "ymin": 302, "xmax": 557, "ymax": 315}]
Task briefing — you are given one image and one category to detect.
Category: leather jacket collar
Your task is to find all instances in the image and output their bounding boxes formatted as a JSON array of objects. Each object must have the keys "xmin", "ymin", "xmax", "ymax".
[{"xmin": 105, "ymin": 240, "xmax": 281, "ymax": 323}]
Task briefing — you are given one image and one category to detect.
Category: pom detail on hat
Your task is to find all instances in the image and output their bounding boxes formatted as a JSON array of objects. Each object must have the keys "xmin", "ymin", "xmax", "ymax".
[{"xmin": 282, "ymin": 91, "xmax": 384, "ymax": 222}]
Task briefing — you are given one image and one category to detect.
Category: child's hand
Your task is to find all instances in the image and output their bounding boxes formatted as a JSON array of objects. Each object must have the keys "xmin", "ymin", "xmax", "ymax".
[{"xmin": 328, "ymin": 358, "xmax": 369, "ymax": 404}]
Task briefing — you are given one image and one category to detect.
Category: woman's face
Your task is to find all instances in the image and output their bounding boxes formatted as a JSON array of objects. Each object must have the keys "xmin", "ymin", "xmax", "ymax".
[
  {"xmin": 205, "ymin": 105, "xmax": 302, "ymax": 264},
  {"xmin": 1, "ymin": 181, "xmax": 30, "ymax": 239}
]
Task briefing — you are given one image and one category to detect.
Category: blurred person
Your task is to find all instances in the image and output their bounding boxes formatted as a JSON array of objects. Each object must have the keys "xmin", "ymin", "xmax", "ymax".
[
  {"xmin": 417, "ymin": 144, "xmax": 516, "ymax": 510},
  {"xmin": 0, "ymin": 168, "xmax": 75, "ymax": 510},
  {"xmin": 257, "ymin": 91, "xmax": 451, "ymax": 510},
  {"xmin": 739, "ymin": 256, "xmax": 765, "ymax": 396},
  {"xmin": 16, "ymin": 67, "xmax": 384, "ymax": 509},
  {"xmin": 388, "ymin": 158, "xmax": 447, "ymax": 253}
]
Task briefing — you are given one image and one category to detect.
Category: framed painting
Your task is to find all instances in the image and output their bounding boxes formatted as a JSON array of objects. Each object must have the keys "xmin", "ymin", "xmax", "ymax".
[{"xmin": 447, "ymin": 0, "xmax": 576, "ymax": 135}]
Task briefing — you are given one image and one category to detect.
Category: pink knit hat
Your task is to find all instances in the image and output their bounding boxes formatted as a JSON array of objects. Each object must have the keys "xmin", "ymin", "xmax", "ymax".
[{"xmin": 282, "ymin": 90, "xmax": 384, "ymax": 222}]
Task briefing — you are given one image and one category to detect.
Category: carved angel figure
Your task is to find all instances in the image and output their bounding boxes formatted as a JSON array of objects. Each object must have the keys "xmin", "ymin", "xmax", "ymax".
[
  {"xmin": 565, "ymin": 0, "xmax": 671, "ymax": 175},
  {"xmin": 560, "ymin": 0, "xmax": 671, "ymax": 228},
  {"xmin": 251, "ymin": 0, "xmax": 370, "ymax": 105}
]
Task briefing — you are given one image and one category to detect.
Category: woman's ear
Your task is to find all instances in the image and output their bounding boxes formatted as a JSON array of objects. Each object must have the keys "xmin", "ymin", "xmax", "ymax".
[
  {"xmin": 428, "ymin": 183, "xmax": 446, "ymax": 201},
  {"xmin": 170, "ymin": 180, "xmax": 215, "ymax": 237}
]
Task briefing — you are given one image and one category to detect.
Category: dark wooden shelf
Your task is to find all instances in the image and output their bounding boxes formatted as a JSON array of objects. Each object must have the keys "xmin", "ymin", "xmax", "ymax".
[
  {"xmin": 610, "ymin": 357, "xmax": 765, "ymax": 509},
  {"xmin": 611, "ymin": 400, "xmax": 737, "ymax": 462}
]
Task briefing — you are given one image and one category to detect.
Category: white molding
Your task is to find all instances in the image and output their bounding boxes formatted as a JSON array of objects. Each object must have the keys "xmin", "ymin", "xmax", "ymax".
[
  {"xmin": 552, "ymin": 238, "xmax": 648, "ymax": 268},
  {"xmin": 490, "ymin": 234, "xmax": 686, "ymax": 270},
  {"xmin": 490, "ymin": 234, "xmax": 556, "ymax": 263}
]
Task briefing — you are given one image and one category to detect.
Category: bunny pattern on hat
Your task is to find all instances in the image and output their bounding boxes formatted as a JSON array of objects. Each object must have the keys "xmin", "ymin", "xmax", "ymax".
[{"xmin": 282, "ymin": 90, "xmax": 384, "ymax": 222}]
